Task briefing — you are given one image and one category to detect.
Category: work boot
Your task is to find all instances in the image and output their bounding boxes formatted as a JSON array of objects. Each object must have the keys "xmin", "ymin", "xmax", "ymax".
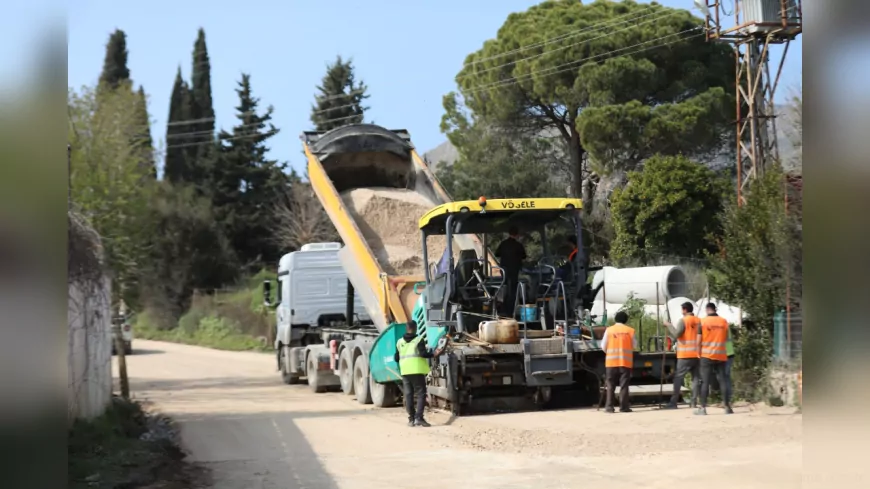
[
  {"xmin": 725, "ymin": 406, "xmax": 734, "ymax": 415},
  {"xmin": 604, "ymin": 407, "xmax": 615, "ymax": 413},
  {"xmin": 694, "ymin": 407, "xmax": 707, "ymax": 416},
  {"xmin": 662, "ymin": 403, "xmax": 678, "ymax": 410},
  {"xmin": 620, "ymin": 408, "xmax": 633, "ymax": 413},
  {"xmin": 407, "ymin": 418, "xmax": 416, "ymax": 427},
  {"xmin": 414, "ymin": 418, "xmax": 431, "ymax": 427}
]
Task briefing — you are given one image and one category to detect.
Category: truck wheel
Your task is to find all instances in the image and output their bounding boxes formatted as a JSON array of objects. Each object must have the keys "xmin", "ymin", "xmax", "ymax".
[
  {"xmin": 338, "ymin": 349, "xmax": 355, "ymax": 396},
  {"xmin": 353, "ymin": 355, "xmax": 373, "ymax": 405},
  {"xmin": 281, "ymin": 347, "xmax": 300, "ymax": 385},
  {"xmin": 307, "ymin": 354, "xmax": 327, "ymax": 393},
  {"xmin": 370, "ymin": 379, "xmax": 397, "ymax": 408}
]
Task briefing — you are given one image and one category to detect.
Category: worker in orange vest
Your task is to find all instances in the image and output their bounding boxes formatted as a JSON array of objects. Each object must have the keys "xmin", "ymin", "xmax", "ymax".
[
  {"xmin": 697, "ymin": 302, "xmax": 734, "ymax": 415},
  {"xmin": 663, "ymin": 301, "xmax": 701, "ymax": 409},
  {"xmin": 601, "ymin": 311, "xmax": 636, "ymax": 413}
]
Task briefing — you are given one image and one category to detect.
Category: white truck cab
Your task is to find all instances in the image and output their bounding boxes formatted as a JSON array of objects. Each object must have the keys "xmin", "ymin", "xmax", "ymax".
[{"xmin": 268, "ymin": 244, "xmax": 371, "ymax": 382}]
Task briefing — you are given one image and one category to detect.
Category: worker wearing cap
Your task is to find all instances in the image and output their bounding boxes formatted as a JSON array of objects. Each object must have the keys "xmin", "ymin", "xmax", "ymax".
[
  {"xmin": 697, "ymin": 302, "xmax": 734, "ymax": 415},
  {"xmin": 394, "ymin": 319, "xmax": 433, "ymax": 427},
  {"xmin": 663, "ymin": 302, "xmax": 701, "ymax": 409},
  {"xmin": 601, "ymin": 311, "xmax": 637, "ymax": 413}
]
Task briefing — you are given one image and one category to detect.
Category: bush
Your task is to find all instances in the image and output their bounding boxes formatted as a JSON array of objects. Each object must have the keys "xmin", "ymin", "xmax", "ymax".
[{"xmin": 731, "ymin": 325, "xmax": 774, "ymax": 402}]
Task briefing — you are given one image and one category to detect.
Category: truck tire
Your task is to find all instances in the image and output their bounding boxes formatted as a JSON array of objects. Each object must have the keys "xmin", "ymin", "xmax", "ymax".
[
  {"xmin": 307, "ymin": 354, "xmax": 327, "ymax": 393},
  {"xmin": 370, "ymin": 379, "xmax": 397, "ymax": 408},
  {"xmin": 281, "ymin": 347, "xmax": 301, "ymax": 385},
  {"xmin": 353, "ymin": 355, "xmax": 373, "ymax": 405},
  {"xmin": 338, "ymin": 348, "xmax": 355, "ymax": 396}
]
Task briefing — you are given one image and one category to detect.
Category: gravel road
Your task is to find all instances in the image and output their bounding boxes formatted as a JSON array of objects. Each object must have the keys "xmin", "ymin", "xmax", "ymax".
[{"xmin": 119, "ymin": 340, "xmax": 802, "ymax": 489}]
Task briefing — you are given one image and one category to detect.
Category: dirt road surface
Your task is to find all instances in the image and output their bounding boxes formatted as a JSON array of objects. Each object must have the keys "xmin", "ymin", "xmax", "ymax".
[{"xmin": 120, "ymin": 340, "xmax": 802, "ymax": 489}]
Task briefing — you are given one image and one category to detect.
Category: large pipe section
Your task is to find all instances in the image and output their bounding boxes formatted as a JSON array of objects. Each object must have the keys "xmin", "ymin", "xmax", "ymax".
[{"xmin": 592, "ymin": 266, "xmax": 690, "ymax": 306}]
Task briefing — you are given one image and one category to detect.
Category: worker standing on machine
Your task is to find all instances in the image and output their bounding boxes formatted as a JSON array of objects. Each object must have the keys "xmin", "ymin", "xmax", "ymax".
[
  {"xmin": 394, "ymin": 320, "xmax": 433, "ymax": 427},
  {"xmin": 664, "ymin": 302, "xmax": 701, "ymax": 409},
  {"xmin": 697, "ymin": 303, "xmax": 734, "ymax": 415},
  {"xmin": 495, "ymin": 226, "xmax": 526, "ymax": 317},
  {"xmin": 601, "ymin": 311, "xmax": 636, "ymax": 413}
]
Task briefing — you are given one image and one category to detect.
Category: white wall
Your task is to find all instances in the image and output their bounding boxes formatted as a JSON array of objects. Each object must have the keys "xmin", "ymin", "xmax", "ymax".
[{"xmin": 67, "ymin": 275, "xmax": 112, "ymax": 421}]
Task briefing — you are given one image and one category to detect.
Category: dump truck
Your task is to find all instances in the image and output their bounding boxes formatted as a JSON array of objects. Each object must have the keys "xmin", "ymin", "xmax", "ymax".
[{"xmin": 267, "ymin": 123, "xmax": 680, "ymax": 413}]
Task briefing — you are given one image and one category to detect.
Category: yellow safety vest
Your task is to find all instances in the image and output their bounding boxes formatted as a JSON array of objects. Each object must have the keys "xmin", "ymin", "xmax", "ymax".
[{"xmin": 397, "ymin": 336, "xmax": 429, "ymax": 376}]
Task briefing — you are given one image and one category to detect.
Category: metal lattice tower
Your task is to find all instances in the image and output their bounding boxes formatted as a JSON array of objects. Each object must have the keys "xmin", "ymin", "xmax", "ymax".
[{"xmin": 702, "ymin": 1, "xmax": 802, "ymax": 205}]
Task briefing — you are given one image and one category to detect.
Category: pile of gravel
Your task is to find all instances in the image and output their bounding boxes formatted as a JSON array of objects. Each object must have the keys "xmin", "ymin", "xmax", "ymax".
[{"xmin": 341, "ymin": 188, "xmax": 451, "ymax": 276}]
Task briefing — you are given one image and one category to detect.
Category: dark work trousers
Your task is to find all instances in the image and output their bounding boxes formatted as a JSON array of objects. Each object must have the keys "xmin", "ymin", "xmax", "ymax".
[
  {"xmin": 502, "ymin": 272, "xmax": 520, "ymax": 317},
  {"xmin": 670, "ymin": 358, "xmax": 700, "ymax": 406},
  {"xmin": 700, "ymin": 358, "xmax": 732, "ymax": 408},
  {"xmin": 605, "ymin": 367, "xmax": 632, "ymax": 411},
  {"xmin": 402, "ymin": 374, "xmax": 427, "ymax": 421}
]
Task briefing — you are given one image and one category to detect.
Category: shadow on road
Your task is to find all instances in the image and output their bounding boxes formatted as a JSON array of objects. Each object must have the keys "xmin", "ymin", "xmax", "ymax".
[
  {"xmin": 128, "ymin": 348, "xmax": 165, "ymax": 356},
  {"xmin": 177, "ymin": 410, "xmax": 341, "ymax": 489}
]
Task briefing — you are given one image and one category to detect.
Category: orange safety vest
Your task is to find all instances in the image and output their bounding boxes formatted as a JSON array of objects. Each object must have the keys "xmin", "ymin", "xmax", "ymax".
[
  {"xmin": 676, "ymin": 315, "xmax": 701, "ymax": 359},
  {"xmin": 700, "ymin": 315, "xmax": 729, "ymax": 361},
  {"xmin": 604, "ymin": 323, "xmax": 635, "ymax": 369}
]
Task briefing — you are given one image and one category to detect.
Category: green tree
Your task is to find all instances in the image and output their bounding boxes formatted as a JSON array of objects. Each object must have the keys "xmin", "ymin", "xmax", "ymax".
[
  {"xmin": 448, "ymin": 0, "xmax": 732, "ymax": 198},
  {"xmin": 140, "ymin": 182, "xmax": 239, "ymax": 325},
  {"xmin": 707, "ymin": 164, "xmax": 799, "ymax": 329},
  {"xmin": 68, "ymin": 84, "xmax": 155, "ymax": 306},
  {"xmin": 609, "ymin": 154, "xmax": 728, "ymax": 265},
  {"xmin": 134, "ymin": 86, "xmax": 156, "ymax": 178},
  {"xmin": 164, "ymin": 67, "xmax": 194, "ymax": 184},
  {"xmin": 187, "ymin": 28, "xmax": 217, "ymax": 181},
  {"xmin": 98, "ymin": 29, "xmax": 130, "ymax": 90},
  {"xmin": 214, "ymin": 74, "xmax": 288, "ymax": 269},
  {"xmin": 311, "ymin": 56, "xmax": 369, "ymax": 131}
]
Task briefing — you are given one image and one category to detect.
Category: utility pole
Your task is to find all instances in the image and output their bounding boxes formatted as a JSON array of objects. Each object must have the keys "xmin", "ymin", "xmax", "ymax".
[{"xmin": 700, "ymin": 0, "xmax": 802, "ymax": 206}]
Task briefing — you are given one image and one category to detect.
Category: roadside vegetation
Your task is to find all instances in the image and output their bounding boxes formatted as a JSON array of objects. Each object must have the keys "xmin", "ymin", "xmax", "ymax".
[
  {"xmin": 68, "ymin": 397, "xmax": 201, "ymax": 489},
  {"xmin": 136, "ymin": 270, "xmax": 275, "ymax": 352}
]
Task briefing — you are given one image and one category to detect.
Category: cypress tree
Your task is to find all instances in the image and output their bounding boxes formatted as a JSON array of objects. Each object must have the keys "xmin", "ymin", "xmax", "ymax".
[
  {"xmin": 135, "ymin": 86, "xmax": 156, "ymax": 178},
  {"xmin": 185, "ymin": 28, "xmax": 216, "ymax": 188},
  {"xmin": 99, "ymin": 29, "xmax": 131, "ymax": 90},
  {"xmin": 214, "ymin": 74, "xmax": 287, "ymax": 268},
  {"xmin": 164, "ymin": 67, "xmax": 193, "ymax": 183},
  {"xmin": 310, "ymin": 56, "xmax": 369, "ymax": 131}
]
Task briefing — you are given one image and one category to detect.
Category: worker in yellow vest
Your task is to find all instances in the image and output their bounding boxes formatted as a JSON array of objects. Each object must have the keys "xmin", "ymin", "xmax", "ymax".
[
  {"xmin": 664, "ymin": 301, "xmax": 701, "ymax": 409},
  {"xmin": 601, "ymin": 311, "xmax": 637, "ymax": 413},
  {"xmin": 394, "ymin": 320, "xmax": 433, "ymax": 427},
  {"xmin": 697, "ymin": 303, "xmax": 734, "ymax": 415}
]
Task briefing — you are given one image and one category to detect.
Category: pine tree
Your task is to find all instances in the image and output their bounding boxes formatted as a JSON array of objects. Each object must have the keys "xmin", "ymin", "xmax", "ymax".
[
  {"xmin": 135, "ymin": 86, "xmax": 156, "ymax": 178},
  {"xmin": 214, "ymin": 74, "xmax": 287, "ymax": 268},
  {"xmin": 164, "ymin": 67, "xmax": 193, "ymax": 183},
  {"xmin": 310, "ymin": 56, "xmax": 369, "ymax": 131},
  {"xmin": 99, "ymin": 29, "xmax": 131, "ymax": 90}
]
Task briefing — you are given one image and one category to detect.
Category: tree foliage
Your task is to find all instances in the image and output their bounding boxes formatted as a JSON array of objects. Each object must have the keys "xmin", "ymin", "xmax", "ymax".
[
  {"xmin": 707, "ymin": 164, "xmax": 800, "ymax": 328},
  {"xmin": 448, "ymin": 0, "xmax": 733, "ymax": 197},
  {"xmin": 68, "ymin": 84, "xmax": 154, "ymax": 305},
  {"xmin": 164, "ymin": 68, "xmax": 194, "ymax": 184},
  {"xmin": 609, "ymin": 154, "xmax": 728, "ymax": 265},
  {"xmin": 213, "ymin": 74, "xmax": 288, "ymax": 270},
  {"xmin": 140, "ymin": 183, "xmax": 239, "ymax": 325},
  {"xmin": 99, "ymin": 29, "xmax": 130, "ymax": 90},
  {"xmin": 271, "ymin": 172, "xmax": 338, "ymax": 251},
  {"xmin": 310, "ymin": 56, "xmax": 369, "ymax": 131}
]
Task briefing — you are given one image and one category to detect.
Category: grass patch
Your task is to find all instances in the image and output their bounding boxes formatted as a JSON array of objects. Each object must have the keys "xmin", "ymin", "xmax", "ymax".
[
  {"xmin": 135, "ymin": 269, "xmax": 275, "ymax": 352},
  {"xmin": 68, "ymin": 397, "xmax": 200, "ymax": 489}
]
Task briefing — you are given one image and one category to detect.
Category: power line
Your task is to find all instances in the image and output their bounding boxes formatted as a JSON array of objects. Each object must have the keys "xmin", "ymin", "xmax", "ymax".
[
  {"xmin": 165, "ymin": 131, "xmax": 278, "ymax": 150},
  {"xmin": 463, "ymin": 6, "xmax": 666, "ymax": 68},
  {"xmin": 463, "ymin": 27, "xmax": 704, "ymax": 95},
  {"xmin": 314, "ymin": 89, "xmax": 366, "ymax": 102},
  {"xmin": 311, "ymin": 102, "xmax": 359, "ymax": 115},
  {"xmin": 459, "ymin": 8, "xmax": 679, "ymax": 78}
]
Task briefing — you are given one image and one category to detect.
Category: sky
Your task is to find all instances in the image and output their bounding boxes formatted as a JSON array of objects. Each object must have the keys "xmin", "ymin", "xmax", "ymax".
[{"xmin": 57, "ymin": 0, "xmax": 801, "ymax": 174}]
